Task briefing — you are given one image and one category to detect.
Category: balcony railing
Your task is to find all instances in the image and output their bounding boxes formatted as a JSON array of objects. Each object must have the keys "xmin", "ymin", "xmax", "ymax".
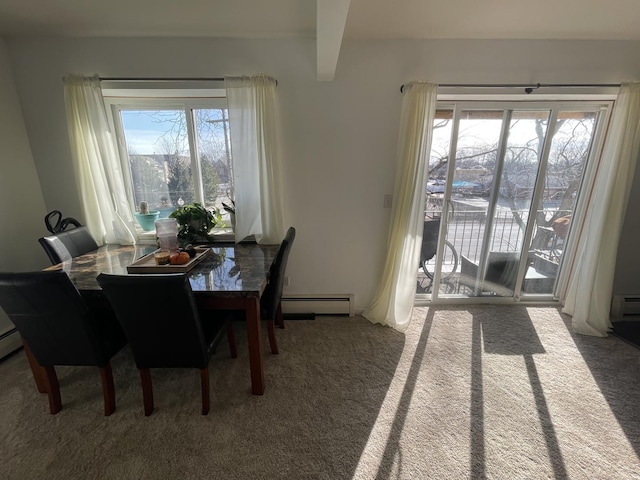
[{"xmin": 418, "ymin": 204, "xmax": 566, "ymax": 295}]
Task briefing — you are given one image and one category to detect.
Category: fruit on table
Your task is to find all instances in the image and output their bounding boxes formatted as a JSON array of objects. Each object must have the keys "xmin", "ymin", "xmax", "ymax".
[
  {"xmin": 170, "ymin": 251, "xmax": 190, "ymax": 265},
  {"xmin": 154, "ymin": 250, "xmax": 171, "ymax": 265},
  {"xmin": 184, "ymin": 245, "xmax": 198, "ymax": 258}
]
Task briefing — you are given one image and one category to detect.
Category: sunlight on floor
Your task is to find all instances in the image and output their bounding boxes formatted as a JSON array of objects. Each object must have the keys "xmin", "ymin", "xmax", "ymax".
[
  {"xmin": 352, "ymin": 308, "xmax": 477, "ymax": 479},
  {"xmin": 351, "ymin": 306, "xmax": 639, "ymax": 479}
]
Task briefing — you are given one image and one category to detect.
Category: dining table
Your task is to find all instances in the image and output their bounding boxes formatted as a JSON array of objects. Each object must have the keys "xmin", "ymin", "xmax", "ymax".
[{"xmin": 39, "ymin": 242, "xmax": 280, "ymax": 395}]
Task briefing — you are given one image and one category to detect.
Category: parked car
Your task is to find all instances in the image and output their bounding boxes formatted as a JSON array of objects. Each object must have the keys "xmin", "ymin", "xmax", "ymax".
[{"xmin": 426, "ymin": 179, "xmax": 445, "ymax": 194}]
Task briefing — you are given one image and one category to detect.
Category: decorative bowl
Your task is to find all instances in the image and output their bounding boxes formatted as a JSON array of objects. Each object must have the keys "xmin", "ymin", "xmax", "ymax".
[{"xmin": 134, "ymin": 211, "xmax": 160, "ymax": 231}]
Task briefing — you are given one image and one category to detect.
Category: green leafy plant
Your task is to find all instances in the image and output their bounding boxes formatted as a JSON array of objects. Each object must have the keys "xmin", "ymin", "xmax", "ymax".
[{"xmin": 169, "ymin": 202, "xmax": 223, "ymax": 246}]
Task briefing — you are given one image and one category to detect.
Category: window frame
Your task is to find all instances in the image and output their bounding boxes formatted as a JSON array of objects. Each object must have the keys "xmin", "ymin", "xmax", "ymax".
[
  {"xmin": 417, "ymin": 96, "xmax": 615, "ymax": 304},
  {"xmin": 104, "ymin": 95, "xmax": 232, "ymax": 237}
]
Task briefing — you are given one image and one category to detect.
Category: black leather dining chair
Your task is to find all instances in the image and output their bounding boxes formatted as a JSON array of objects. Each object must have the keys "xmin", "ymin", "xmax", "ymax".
[
  {"xmin": 38, "ymin": 225, "xmax": 99, "ymax": 264},
  {"xmin": 0, "ymin": 270, "xmax": 127, "ymax": 415},
  {"xmin": 97, "ymin": 273, "xmax": 237, "ymax": 416},
  {"xmin": 261, "ymin": 226, "xmax": 296, "ymax": 354}
]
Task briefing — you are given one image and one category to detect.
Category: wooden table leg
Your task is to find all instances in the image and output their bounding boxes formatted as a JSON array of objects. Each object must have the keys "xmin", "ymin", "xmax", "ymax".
[
  {"xmin": 22, "ymin": 339, "xmax": 48, "ymax": 394},
  {"xmin": 197, "ymin": 295, "xmax": 266, "ymax": 395},
  {"xmin": 245, "ymin": 297, "xmax": 265, "ymax": 395}
]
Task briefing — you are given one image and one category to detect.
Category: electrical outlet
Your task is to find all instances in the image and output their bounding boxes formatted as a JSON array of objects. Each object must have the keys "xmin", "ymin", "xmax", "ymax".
[
  {"xmin": 384, "ymin": 194, "xmax": 392, "ymax": 209},
  {"xmin": 284, "ymin": 276, "xmax": 290, "ymax": 286}
]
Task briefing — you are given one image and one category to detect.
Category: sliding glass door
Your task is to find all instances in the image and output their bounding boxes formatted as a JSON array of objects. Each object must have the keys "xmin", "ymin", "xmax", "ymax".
[{"xmin": 416, "ymin": 101, "xmax": 611, "ymax": 301}]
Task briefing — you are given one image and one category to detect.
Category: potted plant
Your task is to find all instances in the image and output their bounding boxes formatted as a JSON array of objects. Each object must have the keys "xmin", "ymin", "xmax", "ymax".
[
  {"xmin": 157, "ymin": 197, "xmax": 174, "ymax": 219},
  {"xmin": 169, "ymin": 202, "xmax": 223, "ymax": 246},
  {"xmin": 134, "ymin": 201, "xmax": 160, "ymax": 231}
]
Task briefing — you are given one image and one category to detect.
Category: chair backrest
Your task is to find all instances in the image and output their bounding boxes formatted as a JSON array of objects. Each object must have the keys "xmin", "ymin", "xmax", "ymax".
[
  {"xmin": 38, "ymin": 226, "xmax": 99, "ymax": 265},
  {"xmin": 0, "ymin": 270, "xmax": 120, "ymax": 367},
  {"xmin": 261, "ymin": 227, "xmax": 296, "ymax": 321},
  {"xmin": 97, "ymin": 273, "xmax": 210, "ymax": 369}
]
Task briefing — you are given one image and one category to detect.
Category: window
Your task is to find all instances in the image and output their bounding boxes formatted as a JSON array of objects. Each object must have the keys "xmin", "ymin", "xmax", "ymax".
[
  {"xmin": 105, "ymin": 94, "xmax": 234, "ymax": 233},
  {"xmin": 417, "ymin": 100, "xmax": 612, "ymax": 301}
]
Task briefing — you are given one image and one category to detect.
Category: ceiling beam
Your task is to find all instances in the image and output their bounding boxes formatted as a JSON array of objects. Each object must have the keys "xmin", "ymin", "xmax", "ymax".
[{"xmin": 316, "ymin": 0, "xmax": 351, "ymax": 81}]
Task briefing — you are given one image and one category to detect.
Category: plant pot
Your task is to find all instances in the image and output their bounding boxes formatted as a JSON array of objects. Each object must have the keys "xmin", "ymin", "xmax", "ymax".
[
  {"xmin": 157, "ymin": 207, "xmax": 174, "ymax": 219},
  {"xmin": 134, "ymin": 211, "xmax": 160, "ymax": 231}
]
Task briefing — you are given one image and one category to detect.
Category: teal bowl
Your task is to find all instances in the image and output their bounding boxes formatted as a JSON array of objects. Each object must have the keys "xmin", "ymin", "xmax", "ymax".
[
  {"xmin": 157, "ymin": 207, "xmax": 175, "ymax": 219},
  {"xmin": 134, "ymin": 211, "xmax": 160, "ymax": 231}
]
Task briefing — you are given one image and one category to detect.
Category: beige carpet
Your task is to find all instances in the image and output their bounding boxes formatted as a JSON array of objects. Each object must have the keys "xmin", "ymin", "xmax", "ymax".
[{"xmin": 1, "ymin": 306, "xmax": 639, "ymax": 479}]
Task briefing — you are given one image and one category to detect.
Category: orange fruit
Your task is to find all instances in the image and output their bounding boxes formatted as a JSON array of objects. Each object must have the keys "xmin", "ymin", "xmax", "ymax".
[{"xmin": 169, "ymin": 251, "xmax": 190, "ymax": 265}]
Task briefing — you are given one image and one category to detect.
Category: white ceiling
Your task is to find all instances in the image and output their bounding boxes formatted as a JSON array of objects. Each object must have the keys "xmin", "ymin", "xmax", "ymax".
[{"xmin": 2, "ymin": 0, "xmax": 640, "ymax": 80}]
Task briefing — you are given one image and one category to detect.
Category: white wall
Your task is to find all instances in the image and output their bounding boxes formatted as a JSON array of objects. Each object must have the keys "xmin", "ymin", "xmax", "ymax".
[
  {"xmin": 614, "ymin": 163, "xmax": 640, "ymax": 294},
  {"xmin": 0, "ymin": 39, "xmax": 48, "ymax": 271},
  {"xmin": 0, "ymin": 38, "xmax": 49, "ymax": 338},
  {"xmin": 5, "ymin": 37, "xmax": 640, "ymax": 310}
]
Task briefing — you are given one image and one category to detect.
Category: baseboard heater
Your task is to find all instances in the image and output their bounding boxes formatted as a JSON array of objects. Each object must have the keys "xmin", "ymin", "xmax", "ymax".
[
  {"xmin": 281, "ymin": 294, "xmax": 354, "ymax": 317},
  {"xmin": 611, "ymin": 295, "xmax": 640, "ymax": 317},
  {"xmin": 0, "ymin": 328, "xmax": 21, "ymax": 360}
]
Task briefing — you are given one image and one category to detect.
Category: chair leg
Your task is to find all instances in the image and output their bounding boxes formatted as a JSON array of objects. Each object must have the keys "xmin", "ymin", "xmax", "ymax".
[
  {"xmin": 43, "ymin": 366, "xmax": 62, "ymax": 414},
  {"xmin": 99, "ymin": 363, "xmax": 116, "ymax": 416},
  {"xmin": 23, "ymin": 340, "xmax": 48, "ymax": 394},
  {"xmin": 139, "ymin": 368, "xmax": 154, "ymax": 416},
  {"xmin": 267, "ymin": 319, "xmax": 279, "ymax": 355},
  {"xmin": 227, "ymin": 324, "xmax": 237, "ymax": 359},
  {"xmin": 276, "ymin": 301, "xmax": 285, "ymax": 329},
  {"xmin": 200, "ymin": 368, "xmax": 210, "ymax": 415}
]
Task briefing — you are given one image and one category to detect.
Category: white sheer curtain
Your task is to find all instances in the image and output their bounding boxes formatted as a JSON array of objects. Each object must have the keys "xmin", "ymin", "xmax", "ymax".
[
  {"xmin": 225, "ymin": 75, "xmax": 285, "ymax": 244},
  {"xmin": 561, "ymin": 82, "xmax": 640, "ymax": 336},
  {"xmin": 63, "ymin": 75, "xmax": 136, "ymax": 245},
  {"xmin": 363, "ymin": 82, "xmax": 437, "ymax": 332}
]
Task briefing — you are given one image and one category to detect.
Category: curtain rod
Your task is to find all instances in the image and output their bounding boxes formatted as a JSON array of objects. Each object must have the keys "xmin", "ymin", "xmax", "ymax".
[
  {"xmin": 400, "ymin": 82, "xmax": 621, "ymax": 93},
  {"xmin": 100, "ymin": 77, "xmax": 225, "ymax": 82},
  {"xmin": 100, "ymin": 76, "xmax": 278, "ymax": 85}
]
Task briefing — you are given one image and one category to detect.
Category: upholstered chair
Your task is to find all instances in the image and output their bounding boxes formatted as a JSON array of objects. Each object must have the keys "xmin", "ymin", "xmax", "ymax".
[
  {"xmin": 38, "ymin": 226, "xmax": 99, "ymax": 264},
  {"xmin": 97, "ymin": 273, "xmax": 236, "ymax": 416},
  {"xmin": 0, "ymin": 270, "xmax": 127, "ymax": 415}
]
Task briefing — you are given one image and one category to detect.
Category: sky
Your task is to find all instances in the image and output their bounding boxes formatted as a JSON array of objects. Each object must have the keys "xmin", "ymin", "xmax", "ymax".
[
  {"xmin": 120, "ymin": 109, "xmax": 228, "ymax": 156},
  {"xmin": 120, "ymin": 110, "xmax": 184, "ymax": 155}
]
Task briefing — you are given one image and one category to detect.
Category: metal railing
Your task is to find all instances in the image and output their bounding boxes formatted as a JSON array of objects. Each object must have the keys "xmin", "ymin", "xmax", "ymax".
[{"xmin": 444, "ymin": 209, "xmax": 527, "ymax": 264}]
